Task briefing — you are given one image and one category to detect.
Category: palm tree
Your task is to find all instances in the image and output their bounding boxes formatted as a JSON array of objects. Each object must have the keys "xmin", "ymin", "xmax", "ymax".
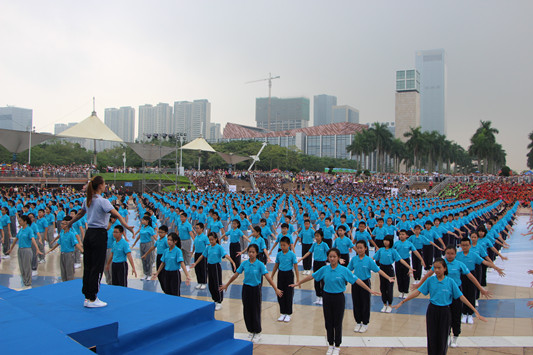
[
  {"xmin": 469, "ymin": 120, "xmax": 502, "ymax": 173},
  {"xmin": 404, "ymin": 127, "xmax": 425, "ymax": 172}
]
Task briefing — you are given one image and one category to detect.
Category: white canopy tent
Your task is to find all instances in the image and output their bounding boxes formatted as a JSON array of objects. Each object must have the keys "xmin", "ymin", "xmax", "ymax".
[{"xmin": 180, "ymin": 138, "xmax": 216, "ymax": 170}]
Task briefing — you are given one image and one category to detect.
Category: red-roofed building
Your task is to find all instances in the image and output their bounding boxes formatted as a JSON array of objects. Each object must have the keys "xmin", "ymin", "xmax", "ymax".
[{"xmin": 222, "ymin": 122, "xmax": 368, "ymax": 160}]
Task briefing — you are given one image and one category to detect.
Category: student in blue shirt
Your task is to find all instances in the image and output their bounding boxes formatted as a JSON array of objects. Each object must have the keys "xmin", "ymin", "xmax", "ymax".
[
  {"xmin": 333, "ymin": 225, "xmax": 354, "ymax": 264},
  {"xmin": 105, "ymin": 225, "xmax": 137, "ymax": 287},
  {"xmin": 408, "ymin": 225, "xmax": 442, "ymax": 281},
  {"xmin": 142, "ymin": 225, "xmax": 169, "ymax": 292},
  {"xmin": 132, "ymin": 216, "xmax": 158, "ymax": 280},
  {"xmin": 192, "ymin": 232, "xmax": 235, "ymax": 311},
  {"xmin": 295, "ymin": 219, "xmax": 315, "ymax": 274},
  {"xmin": 239, "ymin": 212, "xmax": 251, "ymax": 254},
  {"xmin": 0, "ymin": 206, "xmax": 12, "ymax": 258},
  {"xmin": 47, "ymin": 216, "xmax": 84, "ymax": 282},
  {"xmin": 393, "ymin": 229, "xmax": 425, "ymax": 298},
  {"xmin": 192, "ymin": 223, "xmax": 210, "ymax": 290},
  {"xmin": 238, "ymin": 226, "xmax": 270, "ymax": 265},
  {"xmin": 7, "ymin": 215, "xmax": 42, "ymax": 287},
  {"xmin": 271, "ymin": 236, "xmax": 299, "ymax": 322},
  {"xmin": 321, "ymin": 217, "xmax": 335, "ymax": 248},
  {"xmin": 225, "ymin": 219, "xmax": 244, "ymax": 271},
  {"xmin": 348, "ymin": 240, "xmax": 394, "ymax": 333},
  {"xmin": 393, "ymin": 258, "xmax": 487, "ymax": 355},
  {"xmin": 291, "ymin": 248, "xmax": 380, "ymax": 354},
  {"xmin": 353, "ymin": 221, "xmax": 378, "ymax": 255},
  {"xmin": 298, "ymin": 230, "xmax": 330, "ymax": 305},
  {"xmin": 372, "ymin": 218, "xmax": 387, "ymax": 248},
  {"xmin": 220, "ymin": 244, "xmax": 282, "ymax": 343},
  {"xmin": 152, "ymin": 232, "xmax": 191, "ymax": 296}
]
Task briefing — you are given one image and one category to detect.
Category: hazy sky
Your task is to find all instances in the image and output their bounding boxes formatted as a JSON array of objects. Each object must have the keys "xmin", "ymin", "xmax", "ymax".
[{"xmin": 1, "ymin": 1, "xmax": 532, "ymax": 170}]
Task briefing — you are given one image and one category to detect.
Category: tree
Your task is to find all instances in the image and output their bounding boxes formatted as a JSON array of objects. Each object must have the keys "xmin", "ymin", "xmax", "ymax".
[
  {"xmin": 527, "ymin": 131, "xmax": 533, "ymax": 169},
  {"xmin": 404, "ymin": 127, "xmax": 426, "ymax": 171},
  {"xmin": 469, "ymin": 120, "xmax": 505, "ymax": 174}
]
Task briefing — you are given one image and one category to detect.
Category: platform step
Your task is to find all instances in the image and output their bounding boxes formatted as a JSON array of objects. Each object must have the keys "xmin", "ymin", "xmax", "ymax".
[{"xmin": 196, "ymin": 338, "xmax": 253, "ymax": 355}]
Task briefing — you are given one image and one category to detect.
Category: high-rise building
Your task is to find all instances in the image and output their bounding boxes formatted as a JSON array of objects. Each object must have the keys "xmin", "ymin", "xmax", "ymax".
[
  {"xmin": 395, "ymin": 69, "xmax": 421, "ymax": 141},
  {"xmin": 138, "ymin": 103, "xmax": 173, "ymax": 140},
  {"xmin": 0, "ymin": 106, "xmax": 33, "ymax": 131},
  {"xmin": 209, "ymin": 122, "xmax": 221, "ymax": 142},
  {"xmin": 256, "ymin": 97, "xmax": 310, "ymax": 131},
  {"xmin": 174, "ymin": 99, "xmax": 211, "ymax": 141},
  {"xmin": 313, "ymin": 94, "xmax": 337, "ymax": 126},
  {"xmin": 332, "ymin": 105, "xmax": 359, "ymax": 124},
  {"xmin": 415, "ymin": 49, "xmax": 446, "ymax": 135},
  {"xmin": 105, "ymin": 106, "xmax": 135, "ymax": 142}
]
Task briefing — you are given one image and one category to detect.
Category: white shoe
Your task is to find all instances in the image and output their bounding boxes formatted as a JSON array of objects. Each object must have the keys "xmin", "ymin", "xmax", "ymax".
[
  {"xmin": 380, "ymin": 305, "xmax": 387, "ymax": 313},
  {"xmin": 2, "ymin": 255, "xmax": 10, "ymax": 260},
  {"xmin": 284, "ymin": 315, "xmax": 291, "ymax": 322},
  {"xmin": 85, "ymin": 298, "xmax": 107, "ymax": 308},
  {"xmin": 247, "ymin": 332, "xmax": 254, "ymax": 340},
  {"xmin": 215, "ymin": 302, "xmax": 222, "ymax": 311},
  {"xmin": 200, "ymin": 284, "xmax": 207, "ymax": 290},
  {"xmin": 385, "ymin": 305, "xmax": 392, "ymax": 313},
  {"xmin": 195, "ymin": 284, "xmax": 202, "ymax": 289},
  {"xmin": 32, "ymin": 270, "xmax": 38, "ymax": 276},
  {"xmin": 354, "ymin": 324, "xmax": 362, "ymax": 332},
  {"xmin": 461, "ymin": 314, "xmax": 467, "ymax": 324},
  {"xmin": 450, "ymin": 336, "xmax": 458, "ymax": 348},
  {"xmin": 252, "ymin": 333, "xmax": 261, "ymax": 343},
  {"xmin": 278, "ymin": 314, "xmax": 287, "ymax": 322},
  {"xmin": 74, "ymin": 263, "xmax": 81, "ymax": 269},
  {"xmin": 39, "ymin": 259, "xmax": 45, "ymax": 264},
  {"xmin": 145, "ymin": 275, "xmax": 151, "ymax": 280},
  {"xmin": 326, "ymin": 346, "xmax": 334, "ymax": 355},
  {"xmin": 332, "ymin": 347, "xmax": 340, "ymax": 355},
  {"xmin": 475, "ymin": 300, "xmax": 479, "ymax": 307},
  {"xmin": 467, "ymin": 315, "xmax": 474, "ymax": 324},
  {"xmin": 359, "ymin": 324, "xmax": 368, "ymax": 333},
  {"xmin": 318, "ymin": 297, "xmax": 323, "ymax": 305},
  {"xmin": 314, "ymin": 297, "xmax": 322, "ymax": 305},
  {"xmin": 84, "ymin": 299, "xmax": 88, "ymax": 307}
]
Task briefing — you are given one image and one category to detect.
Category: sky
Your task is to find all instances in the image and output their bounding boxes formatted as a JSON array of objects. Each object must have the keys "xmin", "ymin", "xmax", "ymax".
[{"xmin": 1, "ymin": 0, "xmax": 532, "ymax": 170}]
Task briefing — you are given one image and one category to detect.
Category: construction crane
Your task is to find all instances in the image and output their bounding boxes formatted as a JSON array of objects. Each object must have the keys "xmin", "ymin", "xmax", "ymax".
[{"xmin": 246, "ymin": 73, "xmax": 280, "ymax": 131}]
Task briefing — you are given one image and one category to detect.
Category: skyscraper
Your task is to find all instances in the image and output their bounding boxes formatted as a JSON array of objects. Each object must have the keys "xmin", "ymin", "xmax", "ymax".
[
  {"xmin": 313, "ymin": 94, "xmax": 337, "ymax": 126},
  {"xmin": 395, "ymin": 69, "xmax": 421, "ymax": 141},
  {"xmin": 256, "ymin": 97, "xmax": 310, "ymax": 131},
  {"xmin": 332, "ymin": 105, "xmax": 359, "ymax": 124},
  {"xmin": 0, "ymin": 106, "xmax": 32, "ymax": 131},
  {"xmin": 138, "ymin": 103, "xmax": 173, "ymax": 140},
  {"xmin": 174, "ymin": 99, "xmax": 211, "ymax": 141},
  {"xmin": 105, "ymin": 106, "xmax": 135, "ymax": 142},
  {"xmin": 415, "ymin": 49, "xmax": 447, "ymax": 135}
]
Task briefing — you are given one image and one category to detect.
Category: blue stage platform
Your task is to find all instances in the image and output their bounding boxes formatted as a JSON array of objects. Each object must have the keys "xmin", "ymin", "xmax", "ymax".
[{"xmin": 0, "ymin": 280, "xmax": 252, "ymax": 354}]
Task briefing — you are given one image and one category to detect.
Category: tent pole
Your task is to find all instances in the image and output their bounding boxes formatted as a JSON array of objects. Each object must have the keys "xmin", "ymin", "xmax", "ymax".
[
  {"xmin": 198, "ymin": 151, "xmax": 201, "ymax": 170},
  {"xmin": 93, "ymin": 139, "xmax": 97, "ymax": 166}
]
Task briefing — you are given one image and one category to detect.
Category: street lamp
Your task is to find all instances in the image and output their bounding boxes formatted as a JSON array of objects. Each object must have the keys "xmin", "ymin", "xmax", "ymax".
[{"xmin": 28, "ymin": 126, "xmax": 35, "ymax": 165}]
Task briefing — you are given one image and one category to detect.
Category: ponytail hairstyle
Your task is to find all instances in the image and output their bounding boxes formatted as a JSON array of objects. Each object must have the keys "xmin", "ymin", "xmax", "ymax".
[
  {"xmin": 87, "ymin": 176, "xmax": 105, "ymax": 208},
  {"xmin": 208, "ymin": 231, "xmax": 220, "ymax": 244},
  {"xmin": 253, "ymin": 225, "xmax": 262, "ymax": 238}
]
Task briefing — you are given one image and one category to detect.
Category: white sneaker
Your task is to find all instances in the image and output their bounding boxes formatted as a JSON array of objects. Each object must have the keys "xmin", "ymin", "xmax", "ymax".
[
  {"xmin": 461, "ymin": 314, "xmax": 467, "ymax": 324},
  {"xmin": 2, "ymin": 255, "xmax": 10, "ymax": 260},
  {"xmin": 252, "ymin": 333, "xmax": 261, "ymax": 343},
  {"xmin": 314, "ymin": 297, "xmax": 321, "ymax": 305},
  {"xmin": 74, "ymin": 263, "xmax": 81, "ymax": 269},
  {"xmin": 380, "ymin": 305, "xmax": 387, "ymax": 313},
  {"xmin": 32, "ymin": 270, "xmax": 38, "ymax": 276},
  {"xmin": 385, "ymin": 305, "xmax": 392, "ymax": 313},
  {"xmin": 215, "ymin": 302, "xmax": 222, "ymax": 311},
  {"xmin": 467, "ymin": 315, "xmax": 474, "ymax": 324},
  {"xmin": 318, "ymin": 297, "xmax": 323, "ymax": 305},
  {"xmin": 354, "ymin": 324, "xmax": 362, "ymax": 332},
  {"xmin": 326, "ymin": 346, "xmax": 334, "ymax": 355},
  {"xmin": 359, "ymin": 324, "xmax": 368, "ymax": 333},
  {"xmin": 332, "ymin": 347, "xmax": 340, "ymax": 355},
  {"xmin": 278, "ymin": 314, "xmax": 287, "ymax": 322},
  {"xmin": 247, "ymin": 332, "xmax": 254, "ymax": 340},
  {"xmin": 475, "ymin": 300, "xmax": 479, "ymax": 307},
  {"xmin": 195, "ymin": 284, "xmax": 202, "ymax": 289},
  {"xmin": 450, "ymin": 336, "xmax": 458, "ymax": 348},
  {"xmin": 39, "ymin": 259, "xmax": 45, "ymax": 264},
  {"xmin": 85, "ymin": 298, "xmax": 107, "ymax": 308},
  {"xmin": 145, "ymin": 275, "xmax": 151, "ymax": 280},
  {"xmin": 200, "ymin": 284, "xmax": 207, "ymax": 290},
  {"xmin": 83, "ymin": 299, "xmax": 88, "ymax": 307},
  {"xmin": 284, "ymin": 315, "xmax": 291, "ymax": 322}
]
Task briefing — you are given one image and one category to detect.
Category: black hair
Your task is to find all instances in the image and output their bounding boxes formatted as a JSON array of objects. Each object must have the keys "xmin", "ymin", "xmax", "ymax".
[
  {"xmin": 114, "ymin": 225, "xmax": 124, "ymax": 233},
  {"xmin": 20, "ymin": 214, "xmax": 32, "ymax": 226},
  {"xmin": 253, "ymin": 225, "xmax": 262, "ymax": 237},
  {"xmin": 142, "ymin": 216, "xmax": 153, "ymax": 227},
  {"xmin": 460, "ymin": 237, "xmax": 471, "ymax": 244},
  {"xmin": 232, "ymin": 219, "xmax": 241, "ymax": 228},
  {"xmin": 314, "ymin": 229, "xmax": 324, "ymax": 239},
  {"xmin": 327, "ymin": 248, "xmax": 341, "ymax": 258},
  {"xmin": 168, "ymin": 232, "xmax": 181, "ymax": 248},
  {"xmin": 384, "ymin": 234, "xmax": 394, "ymax": 248},
  {"xmin": 445, "ymin": 245, "xmax": 457, "ymax": 252},
  {"xmin": 181, "ymin": 212, "xmax": 188, "ymax": 218},
  {"xmin": 433, "ymin": 257, "xmax": 448, "ymax": 275},
  {"xmin": 196, "ymin": 222, "xmax": 205, "ymax": 230},
  {"xmin": 281, "ymin": 223, "xmax": 289, "ymax": 229},
  {"xmin": 358, "ymin": 221, "xmax": 366, "ymax": 226},
  {"xmin": 63, "ymin": 215, "xmax": 72, "ymax": 222},
  {"xmin": 337, "ymin": 225, "xmax": 346, "ymax": 232},
  {"xmin": 325, "ymin": 217, "xmax": 331, "ymax": 222},
  {"xmin": 208, "ymin": 232, "xmax": 220, "ymax": 244},
  {"xmin": 159, "ymin": 225, "xmax": 169, "ymax": 233},
  {"xmin": 304, "ymin": 219, "xmax": 311, "ymax": 224},
  {"xmin": 356, "ymin": 240, "xmax": 368, "ymax": 248},
  {"xmin": 377, "ymin": 218, "xmax": 384, "ymax": 223},
  {"xmin": 247, "ymin": 244, "xmax": 259, "ymax": 254},
  {"xmin": 279, "ymin": 236, "xmax": 291, "ymax": 245},
  {"xmin": 399, "ymin": 229, "xmax": 408, "ymax": 235}
]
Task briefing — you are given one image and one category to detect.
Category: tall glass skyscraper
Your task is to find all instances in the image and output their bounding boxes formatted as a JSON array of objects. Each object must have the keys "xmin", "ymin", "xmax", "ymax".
[
  {"xmin": 0, "ymin": 106, "xmax": 32, "ymax": 131},
  {"xmin": 313, "ymin": 94, "xmax": 337, "ymax": 126},
  {"xmin": 415, "ymin": 49, "xmax": 447, "ymax": 135}
]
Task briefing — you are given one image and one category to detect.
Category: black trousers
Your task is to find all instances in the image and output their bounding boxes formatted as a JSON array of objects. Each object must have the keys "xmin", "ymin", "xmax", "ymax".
[
  {"xmin": 379, "ymin": 264, "xmax": 394, "ymax": 305},
  {"xmin": 352, "ymin": 279, "xmax": 371, "ymax": 324},
  {"xmin": 277, "ymin": 270, "xmax": 294, "ymax": 315},
  {"xmin": 375, "ymin": 239, "xmax": 384, "ymax": 248},
  {"xmin": 422, "ymin": 244, "xmax": 433, "ymax": 271},
  {"xmin": 230, "ymin": 242, "xmax": 241, "ymax": 272},
  {"xmin": 480, "ymin": 261, "xmax": 488, "ymax": 287},
  {"xmin": 324, "ymin": 239, "xmax": 332, "ymax": 248},
  {"xmin": 302, "ymin": 243, "xmax": 312, "ymax": 270},
  {"xmin": 258, "ymin": 252, "xmax": 267, "ymax": 265},
  {"xmin": 194, "ymin": 252, "xmax": 207, "ymax": 284},
  {"xmin": 156, "ymin": 254, "xmax": 166, "ymax": 293},
  {"xmin": 340, "ymin": 253, "xmax": 350, "ymax": 265},
  {"xmin": 323, "ymin": 292, "xmax": 345, "ymax": 347},
  {"xmin": 474, "ymin": 264, "xmax": 482, "ymax": 299},
  {"xmin": 82, "ymin": 228, "xmax": 107, "ymax": 301},
  {"xmin": 412, "ymin": 249, "xmax": 423, "ymax": 280},
  {"xmin": 208, "ymin": 263, "xmax": 223, "ymax": 303},
  {"xmin": 111, "ymin": 261, "xmax": 128, "ymax": 287},
  {"xmin": 450, "ymin": 296, "xmax": 462, "ymax": 336},
  {"xmin": 461, "ymin": 274, "xmax": 475, "ymax": 315},
  {"xmin": 164, "ymin": 269, "xmax": 181, "ymax": 296},
  {"xmin": 426, "ymin": 303, "xmax": 451, "ymax": 355},
  {"xmin": 242, "ymin": 284, "xmax": 262, "ymax": 333},
  {"xmin": 313, "ymin": 260, "xmax": 326, "ymax": 297},
  {"xmin": 395, "ymin": 258, "xmax": 410, "ymax": 293}
]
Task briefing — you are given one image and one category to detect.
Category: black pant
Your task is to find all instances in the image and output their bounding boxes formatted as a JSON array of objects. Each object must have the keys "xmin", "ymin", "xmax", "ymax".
[
  {"xmin": 277, "ymin": 270, "xmax": 294, "ymax": 315},
  {"xmin": 379, "ymin": 264, "xmax": 394, "ymax": 305},
  {"xmin": 422, "ymin": 244, "xmax": 433, "ymax": 271},
  {"xmin": 352, "ymin": 279, "xmax": 371, "ymax": 324},
  {"xmin": 258, "ymin": 252, "xmax": 267, "ymax": 265},
  {"xmin": 164, "ymin": 269, "xmax": 181, "ymax": 296},
  {"xmin": 82, "ymin": 228, "xmax": 107, "ymax": 301},
  {"xmin": 375, "ymin": 239, "xmax": 384, "ymax": 248},
  {"xmin": 450, "ymin": 296, "xmax": 462, "ymax": 336},
  {"xmin": 230, "ymin": 242, "xmax": 241, "ymax": 272},
  {"xmin": 302, "ymin": 243, "xmax": 312, "ymax": 271},
  {"xmin": 156, "ymin": 254, "xmax": 166, "ymax": 293},
  {"xmin": 461, "ymin": 274, "xmax": 475, "ymax": 315},
  {"xmin": 323, "ymin": 292, "xmax": 345, "ymax": 347},
  {"xmin": 194, "ymin": 252, "xmax": 207, "ymax": 284},
  {"xmin": 412, "ymin": 249, "xmax": 423, "ymax": 280},
  {"xmin": 111, "ymin": 261, "xmax": 128, "ymax": 287},
  {"xmin": 208, "ymin": 263, "xmax": 223, "ymax": 303},
  {"xmin": 395, "ymin": 258, "xmax": 410, "ymax": 293},
  {"xmin": 475, "ymin": 264, "xmax": 482, "ymax": 299},
  {"xmin": 242, "ymin": 284, "xmax": 262, "ymax": 333},
  {"xmin": 340, "ymin": 253, "xmax": 350, "ymax": 265},
  {"xmin": 324, "ymin": 239, "xmax": 332, "ymax": 248},
  {"xmin": 480, "ymin": 261, "xmax": 488, "ymax": 287},
  {"xmin": 313, "ymin": 260, "xmax": 326, "ymax": 297},
  {"xmin": 426, "ymin": 303, "xmax": 451, "ymax": 355}
]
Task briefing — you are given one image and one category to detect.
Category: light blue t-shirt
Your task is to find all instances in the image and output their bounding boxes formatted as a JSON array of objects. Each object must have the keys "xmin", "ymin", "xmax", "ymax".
[
  {"xmin": 309, "ymin": 241, "xmax": 329, "ymax": 262},
  {"xmin": 202, "ymin": 243, "xmax": 227, "ymax": 264},
  {"xmin": 58, "ymin": 230, "xmax": 78, "ymax": 253},
  {"xmin": 348, "ymin": 255, "xmax": 380, "ymax": 281},
  {"xmin": 81, "ymin": 195, "xmax": 114, "ymax": 229},
  {"xmin": 237, "ymin": 259, "xmax": 268, "ymax": 287},
  {"xmin": 162, "ymin": 247, "xmax": 184, "ymax": 271},
  {"xmin": 155, "ymin": 236, "xmax": 169, "ymax": 255},
  {"xmin": 112, "ymin": 238, "xmax": 131, "ymax": 263},
  {"xmin": 17, "ymin": 226, "xmax": 35, "ymax": 248},
  {"xmin": 393, "ymin": 240, "xmax": 416, "ymax": 259},
  {"xmin": 313, "ymin": 264, "xmax": 358, "ymax": 293},
  {"xmin": 418, "ymin": 275, "xmax": 463, "ymax": 306},
  {"xmin": 193, "ymin": 233, "xmax": 210, "ymax": 254},
  {"xmin": 333, "ymin": 236, "xmax": 354, "ymax": 254},
  {"xmin": 140, "ymin": 225, "xmax": 155, "ymax": 244},
  {"xmin": 456, "ymin": 251, "xmax": 484, "ymax": 272},
  {"xmin": 373, "ymin": 248, "xmax": 401, "ymax": 266},
  {"xmin": 225, "ymin": 228, "xmax": 244, "ymax": 243},
  {"xmin": 275, "ymin": 250, "xmax": 297, "ymax": 271}
]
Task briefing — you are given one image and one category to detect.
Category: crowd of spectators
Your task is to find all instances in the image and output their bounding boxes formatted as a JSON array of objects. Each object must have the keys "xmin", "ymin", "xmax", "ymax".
[
  {"xmin": 0, "ymin": 163, "xmax": 92, "ymax": 178},
  {"xmin": 185, "ymin": 170, "xmax": 226, "ymax": 193},
  {"xmin": 441, "ymin": 181, "xmax": 533, "ymax": 206}
]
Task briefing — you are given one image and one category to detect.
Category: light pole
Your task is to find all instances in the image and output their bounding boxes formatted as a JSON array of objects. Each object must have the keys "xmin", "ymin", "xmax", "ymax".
[
  {"xmin": 28, "ymin": 126, "xmax": 35, "ymax": 165},
  {"xmin": 123, "ymin": 151, "xmax": 126, "ymax": 172}
]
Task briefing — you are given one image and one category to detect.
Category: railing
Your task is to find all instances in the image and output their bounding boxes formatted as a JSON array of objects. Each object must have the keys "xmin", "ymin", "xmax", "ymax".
[
  {"xmin": 0, "ymin": 169, "xmax": 89, "ymax": 179},
  {"xmin": 398, "ymin": 176, "xmax": 417, "ymax": 195},
  {"xmin": 427, "ymin": 177, "xmax": 453, "ymax": 197},
  {"xmin": 218, "ymin": 173, "xmax": 230, "ymax": 191},
  {"xmin": 249, "ymin": 173, "xmax": 258, "ymax": 193}
]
